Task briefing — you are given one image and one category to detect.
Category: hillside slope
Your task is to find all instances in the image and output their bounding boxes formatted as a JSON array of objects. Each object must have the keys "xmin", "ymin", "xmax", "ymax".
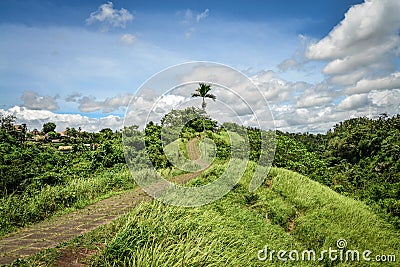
[{"xmin": 92, "ymin": 162, "xmax": 400, "ymax": 266}]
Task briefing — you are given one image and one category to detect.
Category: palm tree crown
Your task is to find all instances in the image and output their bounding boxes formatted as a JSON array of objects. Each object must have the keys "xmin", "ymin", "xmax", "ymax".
[{"xmin": 191, "ymin": 83, "xmax": 216, "ymax": 109}]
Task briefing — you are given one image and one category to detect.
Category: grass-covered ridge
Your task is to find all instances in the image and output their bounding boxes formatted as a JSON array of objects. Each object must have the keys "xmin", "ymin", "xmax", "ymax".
[{"xmin": 89, "ymin": 162, "xmax": 400, "ymax": 266}]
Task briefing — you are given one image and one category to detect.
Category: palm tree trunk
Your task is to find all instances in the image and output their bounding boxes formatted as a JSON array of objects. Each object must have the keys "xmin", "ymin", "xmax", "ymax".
[{"xmin": 202, "ymin": 97, "xmax": 206, "ymax": 159}]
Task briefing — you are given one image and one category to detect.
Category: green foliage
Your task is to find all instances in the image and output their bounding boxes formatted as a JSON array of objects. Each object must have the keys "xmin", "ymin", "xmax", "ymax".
[
  {"xmin": 90, "ymin": 138, "xmax": 124, "ymax": 169},
  {"xmin": 42, "ymin": 122, "xmax": 56, "ymax": 134},
  {"xmin": 324, "ymin": 116, "xmax": 400, "ymax": 227},
  {"xmin": 144, "ymin": 121, "xmax": 170, "ymax": 169},
  {"xmin": 274, "ymin": 133, "xmax": 329, "ymax": 185},
  {"xmin": 274, "ymin": 115, "xmax": 400, "ymax": 228},
  {"xmin": 161, "ymin": 107, "xmax": 215, "ymax": 134}
]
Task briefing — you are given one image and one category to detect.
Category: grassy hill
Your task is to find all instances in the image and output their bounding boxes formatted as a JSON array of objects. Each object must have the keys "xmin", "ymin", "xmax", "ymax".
[{"xmin": 23, "ymin": 161, "xmax": 398, "ymax": 266}]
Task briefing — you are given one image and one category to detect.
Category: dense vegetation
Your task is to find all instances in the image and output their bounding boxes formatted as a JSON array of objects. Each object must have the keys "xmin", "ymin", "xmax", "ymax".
[
  {"xmin": 0, "ymin": 115, "xmax": 128, "ymax": 236},
  {"xmin": 278, "ymin": 115, "xmax": 400, "ymax": 228},
  {"xmin": 1, "ymin": 111, "xmax": 400, "ymax": 238},
  {"xmin": 0, "ymin": 115, "xmax": 125, "ymax": 196}
]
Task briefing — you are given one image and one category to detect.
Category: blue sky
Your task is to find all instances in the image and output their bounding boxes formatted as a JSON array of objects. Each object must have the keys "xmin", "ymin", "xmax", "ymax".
[{"xmin": 1, "ymin": 0, "xmax": 399, "ymax": 132}]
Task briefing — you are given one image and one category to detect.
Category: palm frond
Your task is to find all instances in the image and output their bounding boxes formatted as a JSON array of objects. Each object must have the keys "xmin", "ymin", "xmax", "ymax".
[
  {"xmin": 205, "ymin": 93, "xmax": 216, "ymax": 101},
  {"xmin": 191, "ymin": 93, "xmax": 201, "ymax": 98},
  {"xmin": 196, "ymin": 83, "xmax": 212, "ymax": 96}
]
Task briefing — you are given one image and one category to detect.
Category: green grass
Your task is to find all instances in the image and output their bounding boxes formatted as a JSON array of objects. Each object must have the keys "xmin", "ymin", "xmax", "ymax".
[
  {"xmin": 6, "ymin": 159, "xmax": 400, "ymax": 266},
  {"xmin": 163, "ymin": 138, "xmax": 202, "ymax": 173},
  {"xmin": 7, "ymin": 248, "xmax": 60, "ymax": 267},
  {"xmin": 87, "ymin": 161, "xmax": 400, "ymax": 266},
  {"xmin": 217, "ymin": 130, "xmax": 245, "ymax": 144},
  {"xmin": 0, "ymin": 164, "xmax": 136, "ymax": 237},
  {"xmin": 92, "ymin": 200, "xmax": 306, "ymax": 266}
]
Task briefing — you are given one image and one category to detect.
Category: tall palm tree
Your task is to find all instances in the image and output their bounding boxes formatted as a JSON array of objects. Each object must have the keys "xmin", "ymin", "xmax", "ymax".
[{"xmin": 191, "ymin": 83, "xmax": 216, "ymax": 159}]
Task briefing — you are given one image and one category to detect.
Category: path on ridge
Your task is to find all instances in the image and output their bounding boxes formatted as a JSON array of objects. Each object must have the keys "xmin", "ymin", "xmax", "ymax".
[{"xmin": 0, "ymin": 138, "xmax": 205, "ymax": 265}]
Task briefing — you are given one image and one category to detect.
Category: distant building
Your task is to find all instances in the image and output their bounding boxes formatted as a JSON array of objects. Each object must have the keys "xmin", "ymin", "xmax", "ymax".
[{"xmin": 58, "ymin": 145, "xmax": 73, "ymax": 152}]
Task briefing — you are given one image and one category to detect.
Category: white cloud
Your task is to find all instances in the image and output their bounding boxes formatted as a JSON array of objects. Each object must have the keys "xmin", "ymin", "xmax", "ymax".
[
  {"xmin": 77, "ymin": 94, "xmax": 133, "ymax": 113},
  {"xmin": 120, "ymin": 33, "xmax": 136, "ymax": 45},
  {"xmin": 1, "ymin": 106, "xmax": 123, "ymax": 132},
  {"xmin": 251, "ymin": 70, "xmax": 309, "ymax": 103},
  {"xmin": 86, "ymin": 2, "xmax": 133, "ymax": 30},
  {"xmin": 366, "ymin": 89, "xmax": 400, "ymax": 117},
  {"xmin": 196, "ymin": 9, "xmax": 210, "ymax": 22},
  {"xmin": 337, "ymin": 93, "xmax": 369, "ymax": 110},
  {"xmin": 289, "ymin": 0, "xmax": 400, "ymax": 130},
  {"xmin": 306, "ymin": 0, "xmax": 400, "ymax": 60},
  {"xmin": 296, "ymin": 95, "xmax": 332, "ymax": 108},
  {"xmin": 306, "ymin": 0, "xmax": 400, "ymax": 86},
  {"xmin": 21, "ymin": 91, "xmax": 59, "ymax": 110},
  {"xmin": 345, "ymin": 72, "xmax": 400, "ymax": 94},
  {"xmin": 329, "ymin": 69, "xmax": 367, "ymax": 86},
  {"xmin": 294, "ymin": 83, "xmax": 335, "ymax": 108},
  {"xmin": 368, "ymin": 89, "xmax": 400, "ymax": 107}
]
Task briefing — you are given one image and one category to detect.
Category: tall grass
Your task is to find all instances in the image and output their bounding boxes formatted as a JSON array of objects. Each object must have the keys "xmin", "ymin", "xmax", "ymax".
[
  {"xmin": 0, "ymin": 164, "xmax": 136, "ymax": 237},
  {"xmin": 93, "ymin": 161, "xmax": 400, "ymax": 266},
  {"xmin": 243, "ymin": 166, "xmax": 400, "ymax": 266},
  {"xmin": 93, "ymin": 201, "xmax": 309, "ymax": 266}
]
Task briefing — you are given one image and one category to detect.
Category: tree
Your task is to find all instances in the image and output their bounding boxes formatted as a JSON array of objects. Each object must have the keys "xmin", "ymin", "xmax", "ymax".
[
  {"xmin": 42, "ymin": 122, "xmax": 56, "ymax": 134},
  {"xmin": 1, "ymin": 114, "xmax": 16, "ymax": 132},
  {"xmin": 191, "ymin": 83, "xmax": 216, "ymax": 158}
]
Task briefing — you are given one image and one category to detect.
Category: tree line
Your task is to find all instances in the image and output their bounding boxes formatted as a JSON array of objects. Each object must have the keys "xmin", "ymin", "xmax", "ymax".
[{"xmin": 1, "ymin": 111, "xmax": 399, "ymax": 228}]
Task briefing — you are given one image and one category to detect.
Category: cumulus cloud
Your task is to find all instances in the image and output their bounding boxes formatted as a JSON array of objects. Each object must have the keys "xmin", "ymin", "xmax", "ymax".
[
  {"xmin": 337, "ymin": 93, "xmax": 369, "ymax": 110},
  {"xmin": 345, "ymin": 72, "xmax": 400, "ymax": 94},
  {"xmin": 21, "ymin": 91, "xmax": 59, "ymax": 111},
  {"xmin": 86, "ymin": 2, "xmax": 133, "ymax": 30},
  {"xmin": 368, "ymin": 89, "xmax": 400, "ymax": 107},
  {"xmin": 252, "ymin": 71, "xmax": 309, "ymax": 103},
  {"xmin": 296, "ymin": 95, "xmax": 332, "ymax": 108},
  {"xmin": 0, "ymin": 106, "xmax": 123, "ymax": 132},
  {"xmin": 77, "ymin": 94, "xmax": 133, "ymax": 113},
  {"xmin": 306, "ymin": 0, "xmax": 400, "ymax": 86},
  {"xmin": 283, "ymin": 0, "xmax": 400, "ymax": 130},
  {"xmin": 119, "ymin": 33, "xmax": 136, "ymax": 45},
  {"xmin": 65, "ymin": 93, "xmax": 82, "ymax": 102}
]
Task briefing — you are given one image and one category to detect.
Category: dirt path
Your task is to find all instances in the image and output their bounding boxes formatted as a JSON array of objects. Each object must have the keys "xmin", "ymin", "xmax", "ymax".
[
  {"xmin": 0, "ymin": 138, "xmax": 207, "ymax": 265},
  {"xmin": 187, "ymin": 137, "xmax": 200, "ymax": 160},
  {"xmin": 187, "ymin": 137, "xmax": 209, "ymax": 169}
]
